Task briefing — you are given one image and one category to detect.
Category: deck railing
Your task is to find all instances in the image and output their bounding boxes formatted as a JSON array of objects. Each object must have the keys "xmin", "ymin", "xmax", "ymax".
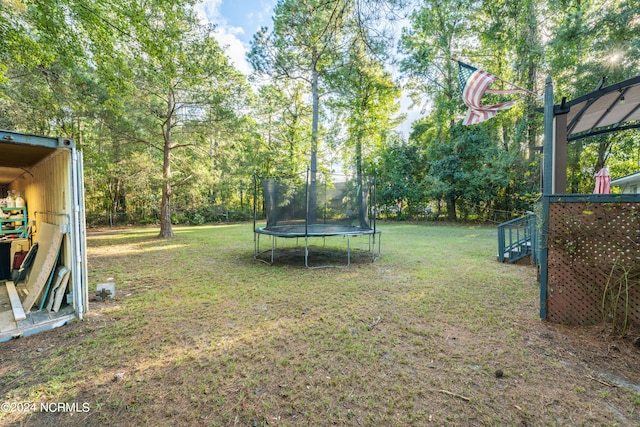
[{"xmin": 497, "ymin": 212, "xmax": 538, "ymax": 263}]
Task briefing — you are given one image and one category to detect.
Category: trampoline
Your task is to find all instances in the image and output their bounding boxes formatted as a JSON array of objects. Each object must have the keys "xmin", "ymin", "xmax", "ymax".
[{"xmin": 253, "ymin": 170, "xmax": 381, "ymax": 268}]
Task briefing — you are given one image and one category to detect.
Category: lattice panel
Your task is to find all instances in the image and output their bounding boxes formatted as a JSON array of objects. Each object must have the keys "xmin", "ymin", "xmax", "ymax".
[{"xmin": 547, "ymin": 201, "xmax": 640, "ymax": 329}]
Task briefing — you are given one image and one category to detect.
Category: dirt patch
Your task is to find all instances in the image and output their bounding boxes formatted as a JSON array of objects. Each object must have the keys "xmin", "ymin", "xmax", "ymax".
[{"xmin": 254, "ymin": 245, "xmax": 378, "ymax": 268}]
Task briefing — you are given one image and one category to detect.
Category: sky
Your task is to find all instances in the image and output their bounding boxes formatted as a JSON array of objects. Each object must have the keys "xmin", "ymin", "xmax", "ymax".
[
  {"xmin": 196, "ymin": 0, "xmax": 276, "ymax": 75},
  {"xmin": 196, "ymin": 0, "xmax": 421, "ymax": 135}
]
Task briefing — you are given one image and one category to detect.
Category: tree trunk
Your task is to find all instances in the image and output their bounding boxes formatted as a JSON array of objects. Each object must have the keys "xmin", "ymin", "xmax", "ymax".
[
  {"xmin": 159, "ymin": 93, "xmax": 175, "ymax": 238},
  {"xmin": 159, "ymin": 148, "xmax": 173, "ymax": 238},
  {"xmin": 594, "ymin": 139, "xmax": 612, "ymax": 172},
  {"xmin": 447, "ymin": 197, "xmax": 457, "ymax": 221},
  {"xmin": 526, "ymin": 0, "xmax": 539, "ymax": 160}
]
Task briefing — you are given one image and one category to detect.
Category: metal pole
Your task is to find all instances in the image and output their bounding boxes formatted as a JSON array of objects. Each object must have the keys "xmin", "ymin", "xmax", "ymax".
[
  {"xmin": 540, "ymin": 76, "xmax": 554, "ymax": 320},
  {"xmin": 253, "ymin": 173, "xmax": 257, "ymax": 233},
  {"xmin": 543, "ymin": 76, "xmax": 554, "ymax": 196},
  {"xmin": 271, "ymin": 235, "xmax": 275, "ymax": 265},
  {"xmin": 305, "ymin": 168, "xmax": 309, "ymax": 236},
  {"xmin": 373, "ymin": 174, "xmax": 377, "ymax": 233}
]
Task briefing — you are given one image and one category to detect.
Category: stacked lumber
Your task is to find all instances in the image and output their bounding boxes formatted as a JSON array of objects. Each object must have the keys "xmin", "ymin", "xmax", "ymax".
[{"xmin": 3, "ymin": 222, "xmax": 71, "ymax": 322}]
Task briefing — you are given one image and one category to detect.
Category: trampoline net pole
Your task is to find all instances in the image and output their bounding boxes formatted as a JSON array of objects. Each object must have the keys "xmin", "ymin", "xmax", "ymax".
[
  {"xmin": 305, "ymin": 168, "xmax": 309, "ymax": 236},
  {"xmin": 253, "ymin": 173, "xmax": 257, "ymax": 233},
  {"xmin": 323, "ymin": 178, "xmax": 327, "ymax": 225},
  {"xmin": 373, "ymin": 174, "xmax": 377, "ymax": 233},
  {"xmin": 254, "ymin": 231, "xmax": 258, "ymax": 259}
]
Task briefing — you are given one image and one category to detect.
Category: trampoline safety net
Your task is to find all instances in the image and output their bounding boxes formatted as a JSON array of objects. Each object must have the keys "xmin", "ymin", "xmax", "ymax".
[
  {"xmin": 253, "ymin": 170, "xmax": 380, "ymax": 267},
  {"xmin": 258, "ymin": 172, "xmax": 375, "ymax": 234}
]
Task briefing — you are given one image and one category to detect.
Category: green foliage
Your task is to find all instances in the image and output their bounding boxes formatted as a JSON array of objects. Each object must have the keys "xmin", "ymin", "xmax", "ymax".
[
  {"xmin": 375, "ymin": 134, "xmax": 426, "ymax": 214},
  {"xmin": 252, "ymin": 83, "xmax": 312, "ymax": 177},
  {"xmin": 374, "ymin": 116, "xmax": 527, "ymax": 221},
  {"xmin": 327, "ymin": 39, "xmax": 403, "ymax": 177},
  {"xmin": 0, "ymin": 0, "xmax": 257, "ymax": 232}
]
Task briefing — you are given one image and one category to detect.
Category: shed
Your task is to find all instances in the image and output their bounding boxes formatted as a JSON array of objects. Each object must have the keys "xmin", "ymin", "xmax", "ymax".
[
  {"xmin": 610, "ymin": 171, "xmax": 640, "ymax": 194},
  {"xmin": 0, "ymin": 130, "xmax": 88, "ymax": 341}
]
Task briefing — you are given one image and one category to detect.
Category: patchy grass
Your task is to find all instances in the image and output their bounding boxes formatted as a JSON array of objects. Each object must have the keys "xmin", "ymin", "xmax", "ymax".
[{"xmin": 1, "ymin": 222, "xmax": 640, "ymax": 426}]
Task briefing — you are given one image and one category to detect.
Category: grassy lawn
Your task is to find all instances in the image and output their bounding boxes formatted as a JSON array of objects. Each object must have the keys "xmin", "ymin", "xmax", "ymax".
[{"xmin": 2, "ymin": 222, "xmax": 640, "ymax": 426}]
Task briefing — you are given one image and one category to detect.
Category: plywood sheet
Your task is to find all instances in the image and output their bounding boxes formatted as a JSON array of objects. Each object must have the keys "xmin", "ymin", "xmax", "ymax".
[
  {"xmin": 52, "ymin": 271, "xmax": 70, "ymax": 313},
  {"xmin": 20, "ymin": 222, "xmax": 63, "ymax": 313},
  {"xmin": 46, "ymin": 266, "xmax": 70, "ymax": 312}
]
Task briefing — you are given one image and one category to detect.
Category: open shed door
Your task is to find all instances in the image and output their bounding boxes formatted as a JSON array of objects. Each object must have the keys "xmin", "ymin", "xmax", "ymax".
[{"xmin": 71, "ymin": 148, "xmax": 88, "ymax": 318}]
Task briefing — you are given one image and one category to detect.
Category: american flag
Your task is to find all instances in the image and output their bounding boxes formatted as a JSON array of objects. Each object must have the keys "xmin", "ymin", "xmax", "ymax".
[{"xmin": 458, "ymin": 61, "xmax": 527, "ymax": 125}]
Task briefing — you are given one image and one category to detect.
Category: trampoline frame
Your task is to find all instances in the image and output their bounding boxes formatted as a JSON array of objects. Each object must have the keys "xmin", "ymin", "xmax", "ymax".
[{"xmin": 253, "ymin": 171, "xmax": 381, "ymax": 268}]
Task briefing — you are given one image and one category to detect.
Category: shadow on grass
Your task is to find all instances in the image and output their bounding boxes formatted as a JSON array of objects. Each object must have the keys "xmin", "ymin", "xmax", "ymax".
[{"xmin": 253, "ymin": 246, "xmax": 378, "ymax": 268}]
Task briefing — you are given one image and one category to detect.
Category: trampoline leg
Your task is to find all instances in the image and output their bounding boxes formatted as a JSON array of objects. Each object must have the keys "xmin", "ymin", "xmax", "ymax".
[
  {"xmin": 254, "ymin": 232, "xmax": 259, "ymax": 259},
  {"xmin": 271, "ymin": 235, "xmax": 275, "ymax": 265},
  {"xmin": 347, "ymin": 235, "xmax": 351, "ymax": 267},
  {"xmin": 373, "ymin": 233, "xmax": 377, "ymax": 261},
  {"xmin": 369, "ymin": 232, "xmax": 381, "ymax": 262},
  {"xmin": 305, "ymin": 236, "xmax": 309, "ymax": 268}
]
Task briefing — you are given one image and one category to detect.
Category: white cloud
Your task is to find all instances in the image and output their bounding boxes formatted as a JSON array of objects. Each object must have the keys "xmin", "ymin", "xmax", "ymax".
[
  {"xmin": 196, "ymin": 0, "xmax": 222, "ymax": 21},
  {"xmin": 195, "ymin": 1, "xmax": 254, "ymax": 76},
  {"xmin": 214, "ymin": 26, "xmax": 253, "ymax": 75}
]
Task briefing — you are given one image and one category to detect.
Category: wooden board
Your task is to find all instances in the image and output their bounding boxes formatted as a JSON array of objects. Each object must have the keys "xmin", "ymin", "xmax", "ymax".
[
  {"xmin": 20, "ymin": 222, "xmax": 64, "ymax": 313},
  {"xmin": 5, "ymin": 281, "xmax": 26, "ymax": 321},
  {"xmin": 0, "ymin": 284, "xmax": 18, "ymax": 333},
  {"xmin": 38, "ymin": 250, "xmax": 61, "ymax": 310},
  {"xmin": 46, "ymin": 266, "xmax": 70, "ymax": 312}
]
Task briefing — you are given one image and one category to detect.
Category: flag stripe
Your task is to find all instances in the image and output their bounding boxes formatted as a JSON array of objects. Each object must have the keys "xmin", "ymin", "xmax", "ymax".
[
  {"xmin": 457, "ymin": 61, "xmax": 527, "ymax": 125},
  {"xmin": 463, "ymin": 70, "xmax": 496, "ymax": 109},
  {"xmin": 485, "ymin": 88, "xmax": 527, "ymax": 95}
]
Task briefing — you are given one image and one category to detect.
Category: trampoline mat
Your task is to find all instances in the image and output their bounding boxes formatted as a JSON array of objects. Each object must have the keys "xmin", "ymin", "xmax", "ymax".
[{"xmin": 256, "ymin": 224, "xmax": 376, "ymax": 237}]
